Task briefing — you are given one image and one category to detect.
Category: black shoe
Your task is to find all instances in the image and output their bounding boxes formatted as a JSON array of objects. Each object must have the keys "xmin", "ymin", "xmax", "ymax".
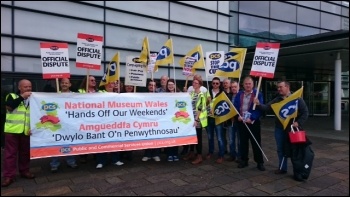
[
  {"xmin": 238, "ymin": 161, "xmax": 248, "ymax": 168},
  {"xmin": 226, "ymin": 156, "xmax": 236, "ymax": 162},
  {"xmin": 257, "ymin": 163, "xmax": 266, "ymax": 171},
  {"xmin": 274, "ymin": 169, "xmax": 287, "ymax": 174}
]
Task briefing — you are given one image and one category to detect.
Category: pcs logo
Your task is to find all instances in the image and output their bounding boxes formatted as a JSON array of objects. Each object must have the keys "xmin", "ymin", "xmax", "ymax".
[
  {"xmin": 278, "ymin": 100, "xmax": 298, "ymax": 120},
  {"xmin": 156, "ymin": 47, "xmax": 171, "ymax": 60},
  {"xmin": 175, "ymin": 101, "xmax": 187, "ymax": 108},
  {"xmin": 50, "ymin": 46, "xmax": 59, "ymax": 50},
  {"xmin": 214, "ymin": 101, "xmax": 230, "ymax": 116},
  {"xmin": 224, "ymin": 52, "xmax": 238, "ymax": 60},
  {"xmin": 86, "ymin": 37, "xmax": 94, "ymax": 42},
  {"xmin": 189, "ymin": 52, "xmax": 200, "ymax": 62},
  {"xmin": 42, "ymin": 103, "xmax": 58, "ymax": 111},
  {"xmin": 218, "ymin": 59, "xmax": 240, "ymax": 72},
  {"xmin": 60, "ymin": 147, "xmax": 72, "ymax": 154},
  {"xmin": 209, "ymin": 53, "xmax": 221, "ymax": 60},
  {"xmin": 132, "ymin": 57, "xmax": 141, "ymax": 63}
]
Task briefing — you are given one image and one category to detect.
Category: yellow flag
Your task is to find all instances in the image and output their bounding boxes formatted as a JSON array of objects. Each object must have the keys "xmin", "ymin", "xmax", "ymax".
[
  {"xmin": 99, "ymin": 52, "xmax": 119, "ymax": 87},
  {"xmin": 213, "ymin": 92, "xmax": 238, "ymax": 125},
  {"xmin": 139, "ymin": 37, "xmax": 150, "ymax": 64},
  {"xmin": 179, "ymin": 45, "xmax": 205, "ymax": 69},
  {"xmin": 271, "ymin": 86, "xmax": 304, "ymax": 129},
  {"xmin": 215, "ymin": 48, "xmax": 247, "ymax": 78},
  {"xmin": 154, "ymin": 39, "xmax": 174, "ymax": 72}
]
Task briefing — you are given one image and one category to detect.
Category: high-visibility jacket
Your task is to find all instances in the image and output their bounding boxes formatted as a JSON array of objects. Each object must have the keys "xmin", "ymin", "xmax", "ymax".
[
  {"xmin": 191, "ymin": 92, "xmax": 208, "ymax": 127},
  {"xmin": 78, "ymin": 89, "xmax": 86, "ymax": 93},
  {"xmin": 98, "ymin": 90, "xmax": 107, "ymax": 93},
  {"xmin": 5, "ymin": 93, "xmax": 30, "ymax": 135}
]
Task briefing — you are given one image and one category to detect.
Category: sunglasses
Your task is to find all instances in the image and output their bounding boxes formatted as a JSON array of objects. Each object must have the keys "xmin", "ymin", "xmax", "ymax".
[{"xmin": 212, "ymin": 82, "xmax": 220, "ymax": 85}]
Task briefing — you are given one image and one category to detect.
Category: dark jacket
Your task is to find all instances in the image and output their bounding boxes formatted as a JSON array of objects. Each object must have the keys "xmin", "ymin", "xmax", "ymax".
[
  {"xmin": 234, "ymin": 89, "xmax": 263, "ymax": 122},
  {"xmin": 257, "ymin": 94, "xmax": 309, "ymax": 129}
]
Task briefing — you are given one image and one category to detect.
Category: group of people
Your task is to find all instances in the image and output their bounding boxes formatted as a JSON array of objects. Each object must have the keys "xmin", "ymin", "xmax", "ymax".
[{"xmin": 1, "ymin": 74, "xmax": 309, "ymax": 187}]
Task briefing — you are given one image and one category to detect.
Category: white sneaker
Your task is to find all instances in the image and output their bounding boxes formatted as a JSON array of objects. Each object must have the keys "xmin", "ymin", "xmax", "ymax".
[
  {"xmin": 114, "ymin": 161, "xmax": 124, "ymax": 166},
  {"xmin": 142, "ymin": 157, "xmax": 150, "ymax": 161},
  {"xmin": 153, "ymin": 156, "xmax": 161, "ymax": 162},
  {"xmin": 96, "ymin": 164, "xmax": 103, "ymax": 169}
]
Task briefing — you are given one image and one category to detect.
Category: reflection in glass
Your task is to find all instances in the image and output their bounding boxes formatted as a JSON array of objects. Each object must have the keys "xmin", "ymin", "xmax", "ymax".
[
  {"xmin": 321, "ymin": 12, "xmax": 341, "ymax": 30},
  {"xmin": 297, "ymin": 7, "xmax": 320, "ymax": 27},
  {"xmin": 270, "ymin": 1, "xmax": 297, "ymax": 23},
  {"xmin": 297, "ymin": 25, "xmax": 320, "ymax": 37},
  {"xmin": 239, "ymin": 14, "xmax": 269, "ymax": 38},
  {"xmin": 239, "ymin": 1, "xmax": 269, "ymax": 17},
  {"xmin": 270, "ymin": 21, "xmax": 297, "ymax": 40},
  {"xmin": 238, "ymin": 35, "xmax": 269, "ymax": 47}
]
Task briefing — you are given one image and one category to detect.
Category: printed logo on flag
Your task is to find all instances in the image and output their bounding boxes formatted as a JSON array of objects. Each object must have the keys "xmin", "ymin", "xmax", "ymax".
[
  {"xmin": 218, "ymin": 59, "xmax": 240, "ymax": 72},
  {"xmin": 156, "ymin": 46, "xmax": 171, "ymax": 60},
  {"xmin": 190, "ymin": 52, "xmax": 201, "ymax": 62},
  {"xmin": 214, "ymin": 101, "xmax": 231, "ymax": 116},
  {"xmin": 224, "ymin": 52, "xmax": 238, "ymax": 60},
  {"xmin": 278, "ymin": 100, "xmax": 298, "ymax": 119}
]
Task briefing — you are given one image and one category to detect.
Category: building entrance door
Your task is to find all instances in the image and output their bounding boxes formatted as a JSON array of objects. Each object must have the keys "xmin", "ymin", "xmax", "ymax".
[{"xmin": 311, "ymin": 82, "xmax": 330, "ymax": 116}]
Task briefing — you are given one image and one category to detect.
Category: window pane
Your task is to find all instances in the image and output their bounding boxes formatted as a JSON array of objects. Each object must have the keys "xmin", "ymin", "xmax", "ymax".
[
  {"xmin": 1, "ymin": 55, "xmax": 12, "ymax": 72},
  {"xmin": 1, "ymin": 7, "xmax": 12, "ymax": 34},
  {"xmin": 342, "ymin": 17, "xmax": 349, "ymax": 30},
  {"xmin": 230, "ymin": 1, "xmax": 238, "ymax": 11},
  {"xmin": 230, "ymin": 12, "xmax": 239, "ymax": 33},
  {"xmin": 342, "ymin": 7, "xmax": 349, "ymax": 17},
  {"xmin": 170, "ymin": 3, "xmax": 217, "ymax": 29},
  {"xmin": 271, "ymin": 1, "xmax": 297, "ymax": 23},
  {"xmin": 321, "ymin": 2, "xmax": 341, "ymax": 14},
  {"xmin": 106, "ymin": 10, "xmax": 168, "ymax": 33},
  {"xmin": 297, "ymin": 7, "xmax": 320, "ymax": 27},
  {"xmin": 321, "ymin": 12, "xmax": 341, "ymax": 30},
  {"xmin": 238, "ymin": 35, "xmax": 269, "ymax": 47},
  {"xmin": 239, "ymin": 1, "xmax": 269, "ymax": 17},
  {"xmin": 170, "ymin": 23, "xmax": 216, "ymax": 40},
  {"xmin": 239, "ymin": 14, "xmax": 269, "ymax": 38},
  {"xmin": 297, "ymin": 25, "xmax": 320, "ymax": 37},
  {"xmin": 270, "ymin": 21, "xmax": 296, "ymax": 40},
  {"xmin": 229, "ymin": 34, "xmax": 239, "ymax": 46},
  {"xmin": 298, "ymin": 1, "xmax": 320, "ymax": 9}
]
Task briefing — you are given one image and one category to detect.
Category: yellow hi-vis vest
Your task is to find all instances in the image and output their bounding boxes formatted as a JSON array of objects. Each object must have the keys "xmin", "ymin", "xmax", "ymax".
[
  {"xmin": 5, "ymin": 93, "xmax": 30, "ymax": 135},
  {"xmin": 191, "ymin": 92, "xmax": 208, "ymax": 127},
  {"xmin": 98, "ymin": 90, "xmax": 107, "ymax": 93},
  {"xmin": 78, "ymin": 89, "xmax": 86, "ymax": 93}
]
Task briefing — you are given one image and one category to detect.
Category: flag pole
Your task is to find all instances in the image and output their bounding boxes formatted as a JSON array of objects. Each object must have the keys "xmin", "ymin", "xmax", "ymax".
[
  {"xmin": 252, "ymin": 76, "xmax": 262, "ymax": 110},
  {"xmin": 56, "ymin": 78, "xmax": 60, "ymax": 93},
  {"xmin": 171, "ymin": 39, "xmax": 176, "ymax": 92},
  {"xmin": 200, "ymin": 44, "xmax": 210, "ymax": 92}
]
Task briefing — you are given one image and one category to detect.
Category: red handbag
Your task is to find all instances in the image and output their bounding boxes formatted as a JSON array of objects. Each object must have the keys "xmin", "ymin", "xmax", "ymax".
[{"xmin": 289, "ymin": 125, "xmax": 306, "ymax": 143}]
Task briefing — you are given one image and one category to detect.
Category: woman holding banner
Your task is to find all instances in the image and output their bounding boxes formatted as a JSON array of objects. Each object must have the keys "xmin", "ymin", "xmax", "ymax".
[
  {"xmin": 165, "ymin": 79, "xmax": 181, "ymax": 162},
  {"xmin": 183, "ymin": 78, "xmax": 207, "ymax": 165},
  {"xmin": 95, "ymin": 82, "xmax": 124, "ymax": 169}
]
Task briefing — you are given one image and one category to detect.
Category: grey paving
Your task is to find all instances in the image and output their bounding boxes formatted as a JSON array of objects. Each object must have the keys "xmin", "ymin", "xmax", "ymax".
[{"xmin": 1, "ymin": 116, "xmax": 349, "ymax": 196}]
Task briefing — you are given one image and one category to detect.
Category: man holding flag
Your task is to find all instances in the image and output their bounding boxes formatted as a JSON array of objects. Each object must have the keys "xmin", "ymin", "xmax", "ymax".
[{"xmin": 254, "ymin": 81, "xmax": 308, "ymax": 174}]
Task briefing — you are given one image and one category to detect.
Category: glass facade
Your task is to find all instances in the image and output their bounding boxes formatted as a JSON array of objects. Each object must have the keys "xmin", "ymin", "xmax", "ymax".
[
  {"xmin": 1, "ymin": 1, "xmax": 349, "ymax": 115},
  {"xmin": 229, "ymin": 1, "xmax": 349, "ymax": 116}
]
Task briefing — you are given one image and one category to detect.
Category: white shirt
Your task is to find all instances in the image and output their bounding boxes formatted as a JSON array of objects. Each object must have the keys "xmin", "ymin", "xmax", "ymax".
[{"xmin": 187, "ymin": 86, "xmax": 207, "ymax": 94}]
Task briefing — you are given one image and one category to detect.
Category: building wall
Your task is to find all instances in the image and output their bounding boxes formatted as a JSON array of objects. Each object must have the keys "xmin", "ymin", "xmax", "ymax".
[{"xmin": 1, "ymin": 1, "xmax": 231, "ymax": 92}]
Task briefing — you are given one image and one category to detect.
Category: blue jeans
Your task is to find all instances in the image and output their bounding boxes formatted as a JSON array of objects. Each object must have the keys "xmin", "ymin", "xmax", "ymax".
[
  {"xmin": 96, "ymin": 152, "xmax": 121, "ymax": 165},
  {"xmin": 50, "ymin": 156, "xmax": 76, "ymax": 168},
  {"xmin": 275, "ymin": 127, "xmax": 287, "ymax": 171},
  {"xmin": 144, "ymin": 148, "xmax": 160, "ymax": 157},
  {"xmin": 228, "ymin": 122, "xmax": 240, "ymax": 158},
  {"xmin": 207, "ymin": 117, "xmax": 225, "ymax": 157}
]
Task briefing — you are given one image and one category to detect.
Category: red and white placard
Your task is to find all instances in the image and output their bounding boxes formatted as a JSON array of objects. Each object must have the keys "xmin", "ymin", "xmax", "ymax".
[
  {"xmin": 250, "ymin": 42, "xmax": 280, "ymax": 78},
  {"xmin": 76, "ymin": 33, "xmax": 103, "ymax": 70},
  {"xmin": 40, "ymin": 42, "xmax": 70, "ymax": 79}
]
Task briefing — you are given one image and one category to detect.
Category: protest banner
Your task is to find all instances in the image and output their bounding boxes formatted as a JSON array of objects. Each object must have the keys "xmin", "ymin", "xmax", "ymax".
[{"xmin": 29, "ymin": 92, "xmax": 197, "ymax": 159}]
